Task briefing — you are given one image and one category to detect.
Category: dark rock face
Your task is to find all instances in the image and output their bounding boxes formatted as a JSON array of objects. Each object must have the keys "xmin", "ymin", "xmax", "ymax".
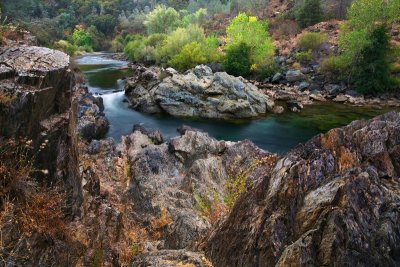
[
  {"xmin": 205, "ymin": 111, "xmax": 400, "ymax": 267},
  {"xmin": 76, "ymin": 85, "xmax": 109, "ymax": 141},
  {"xmin": 0, "ymin": 46, "xmax": 82, "ymax": 210},
  {"xmin": 125, "ymin": 65, "xmax": 275, "ymax": 119},
  {"xmin": 117, "ymin": 128, "xmax": 276, "ymax": 251}
]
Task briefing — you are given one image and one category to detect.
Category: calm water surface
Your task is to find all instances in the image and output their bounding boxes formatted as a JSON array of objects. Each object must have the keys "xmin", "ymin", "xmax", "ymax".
[{"xmin": 75, "ymin": 54, "xmax": 397, "ymax": 154}]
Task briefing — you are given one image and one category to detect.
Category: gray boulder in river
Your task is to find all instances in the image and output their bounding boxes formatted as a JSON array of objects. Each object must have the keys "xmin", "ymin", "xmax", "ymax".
[{"xmin": 125, "ymin": 65, "xmax": 275, "ymax": 119}]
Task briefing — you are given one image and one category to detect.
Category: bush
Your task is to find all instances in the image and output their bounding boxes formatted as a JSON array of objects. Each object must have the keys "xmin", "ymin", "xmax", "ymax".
[
  {"xmin": 72, "ymin": 25, "xmax": 92, "ymax": 47},
  {"xmin": 155, "ymin": 25, "xmax": 205, "ymax": 64},
  {"xmin": 169, "ymin": 42, "xmax": 207, "ymax": 71},
  {"xmin": 144, "ymin": 5, "xmax": 181, "ymax": 34},
  {"xmin": 298, "ymin": 32, "xmax": 326, "ymax": 51},
  {"xmin": 296, "ymin": 0, "xmax": 323, "ymax": 28},
  {"xmin": 225, "ymin": 13, "xmax": 275, "ymax": 75},
  {"xmin": 320, "ymin": 56, "xmax": 344, "ymax": 78},
  {"xmin": 54, "ymin": 40, "xmax": 79, "ymax": 56},
  {"xmin": 295, "ymin": 50, "xmax": 312, "ymax": 63},
  {"xmin": 124, "ymin": 35, "xmax": 145, "ymax": 61},
  {"xmin": 223, "ymin": 42, "xmax": 251, "ymax": 76}
]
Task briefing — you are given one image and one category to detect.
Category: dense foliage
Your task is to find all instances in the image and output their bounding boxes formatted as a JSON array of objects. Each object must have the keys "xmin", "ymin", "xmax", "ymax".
[{"xmin": 321, "ymin": 0, "xmax": 399, "ymax": 94}]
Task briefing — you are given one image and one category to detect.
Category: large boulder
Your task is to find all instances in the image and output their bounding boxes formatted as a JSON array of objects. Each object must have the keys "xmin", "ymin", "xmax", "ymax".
[
  {"xmin": 205, "ymin": 111, "xmax": 400, "ymax": 266},
  {"xmin": 125, "ymin": 65, "xmax": 274, "ymax": 119}
]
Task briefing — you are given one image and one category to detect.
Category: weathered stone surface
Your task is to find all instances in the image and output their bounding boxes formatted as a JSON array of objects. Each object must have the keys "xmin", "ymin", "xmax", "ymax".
[
  {"xmin": 132, "ymin": 250, "xmax": 211, "ymax": 267},
  {"xmin": 125, "ymin": 65, "xmax": 274, "ymax": 119},
  {"xmin": 286, "ymin": 70, "xmax": 305, "ymax": 82},
  {"xmin": 206, "ymin": 111, "xmax": 400, "ymax": 267},
  {"xmin": 76, "ymin": 86, "xmax": 109, "ymax": 141},
  {"xmin": 117, "ymin": 128, "xmax": 276, "ymax": 251}
]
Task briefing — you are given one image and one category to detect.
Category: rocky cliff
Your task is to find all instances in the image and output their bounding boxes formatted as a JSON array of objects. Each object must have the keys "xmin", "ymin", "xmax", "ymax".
[{"xmin": 205, "ymin": 111, "xmax": 400, "ymax": 266}]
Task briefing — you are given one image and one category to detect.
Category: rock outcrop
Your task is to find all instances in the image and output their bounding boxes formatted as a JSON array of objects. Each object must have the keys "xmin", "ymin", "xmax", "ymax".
[
  {"xmin": 0, "ymin": 45, "xmax": 83, "ymax": 265},
  {"xmin": 125, "ymin": 65, "xmax": 275, "ymax": 119},
  {"xmin": 118, "ymin": 126, "xmax": 277, "ymax": 251},
  {"xmin": 205, "ymin": 111, "xmax": 400, "ymax": 266},
  {"xmin": 0, "ymin": 46, "xmax": 81, "ymax": 208}
]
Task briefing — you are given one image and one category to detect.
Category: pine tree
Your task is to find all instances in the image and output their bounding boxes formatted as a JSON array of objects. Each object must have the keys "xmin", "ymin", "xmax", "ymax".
[{"xmin": 296, "ymin": 0, "xmax": 323, "ymax": 28}]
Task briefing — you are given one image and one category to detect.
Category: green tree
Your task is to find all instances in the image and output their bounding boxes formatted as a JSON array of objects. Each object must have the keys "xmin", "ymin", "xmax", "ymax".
[
  {"xmin": 144, "ymin": 5, "xmax": 181, "ymax": 34},
  {"xmin": 223, "ymin": 42, "xmax": 251, "ymax": 76},
  {"xmin": 352, "ymin": 25, "xmax": 393, "ymax": 94},
  {"xmin": 169, "ymin": 42, "xmax": 207, "ymax": 71},
  {"xmin": 296, "ymin": 0, "xmax": 323, "ymax": 28}
]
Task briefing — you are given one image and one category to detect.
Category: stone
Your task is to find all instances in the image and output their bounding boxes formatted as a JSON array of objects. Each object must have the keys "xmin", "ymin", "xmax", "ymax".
[
  {"xmin": 272, "ymin": 105, "xmax": 285, "ymax": 114},
  {"xmin": 285, "ymin": 70, "xmax": 304, "ymax": 82},
  {"xmin": 298, "ymin": 81, "xmax": 310, "ymax": 91},
  {"xmin": 286, "ymin": 100, "xmax": 303, "ymax": 110},
  {"xmin": 125, "ymin": 65, "xmax": 274, "ymax": 119},
  {"xmin": 272, "ymin": 72, "xmax": 283, "ymax": 83},
  {"xmin": 333, "ymin": 94, "xmax": 349, "ymax": 103},
  {"xmin": 133, "ymin": 124, "xmax": 164, "ymax": 145},
  {"xmin": 310, "ymin": 93, "xmax": 326, "ymax": 102}
]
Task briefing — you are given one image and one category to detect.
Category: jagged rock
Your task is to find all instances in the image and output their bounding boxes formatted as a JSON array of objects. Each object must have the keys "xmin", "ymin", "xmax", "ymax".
[
  {"xmin": 119, "ymin": 129, "xmax": 276, "ymax": 250},
  {"xmin": 177, "ymin": 124, "xmax": 204, "ymax": 135},
  {"xmin": 206, "ymin": 111, "xmax": 400, "ymax": 267},
  {"xmin": 133, "ymin": 124, "xmax": 164, "ymax": 145},
  {"xmin": 125, "ymin": 65, "xmax": 274, "ymax": 119},
  {"xmin": 272, "ymin": 105, "xmax": 285, "ymax": 114},
  {"xmin": 76, "ymin": 86, "xmax": 109, "ymax": 141},
  {"xmin": 310, "ymin": 93, "xmax": 326, "ymax": 102},
  {"xmin": 324, "ymin": 83, "xmax": 343, "ymax": 95},
  {"xmin": 286, "ymin": 70, "xmax": 305, "ymax": 82},
  {"xmin": 132, "ymin": 250, "xmax": 211, "ymax": 267}
]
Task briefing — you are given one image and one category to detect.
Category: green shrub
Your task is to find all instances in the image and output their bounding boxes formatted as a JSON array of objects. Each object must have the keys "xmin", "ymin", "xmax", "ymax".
[
  {"xmin": 295, "ymin": 50, "xmax": 312, "ymax": 63},
  {"xmin": 298, "ymin": 32, "xmax": 326, "ymax": 51},
  {"xmin": 296, "ymin": 0, "xmax": 323, "ymax": 28},
  {"xmin": 225, "ymin": 13, "xmax": 275, "ymax": 75},
  {"xmin": 144, "ymin": 5, "xmax": 181, "ymax": 34},
  {"xmin": 319, "ymin": 56, "xmax": 345, "ymax": 78},
  {"xmin": 155, "ymin": 25, "xmax": 205, "ymax": 64},
  {"xmin": 144, "ymin": 33, "xmax": 167, "ymax": 47},
  {"xmin": 72, "ymin": 25, "xmax": 92, "ymax": 47},
  {"xmin": 169, "ymin": 41, "xmax": 207, "ymax": 71},
  {"xmin": 124, "ymin": 35, "xmax": 145, "ymax": 61},
  {"xmin": 223, "ymin": 42, "xmax": 251, "ymax": 76},
  {"xmin": 54, "ymin": 40, "xmax": 78, "ymax": 56}
]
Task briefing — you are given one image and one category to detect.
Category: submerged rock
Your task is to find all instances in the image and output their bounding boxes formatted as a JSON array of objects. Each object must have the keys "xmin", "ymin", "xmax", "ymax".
[
  {"xmin": 125, "ymin": 65, "xmax": 274, "ymax": 119},
  {"xmin": 205, "ymin": 111, "xmax": 400, "ymax": 267}
]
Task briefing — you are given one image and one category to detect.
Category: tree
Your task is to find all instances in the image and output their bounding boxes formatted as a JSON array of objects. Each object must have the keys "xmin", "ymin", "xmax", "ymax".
[
  {"xmin": 144, "ymin": 5, "xmax": 181, "ymax": 34},
  {"xmin": 296, "ymin": 0, "xmax": 323, "ymax": 28},
  {"xmin": 223, "ymin": 42, "xmax": 251, "ymax": 76}
]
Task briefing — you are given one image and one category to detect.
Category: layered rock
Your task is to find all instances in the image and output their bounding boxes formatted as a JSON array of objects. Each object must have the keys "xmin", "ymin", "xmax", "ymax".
[
  {"xmin": 205, "ymin": 111, "xmax": 400, "ymax": 266},
  {"xmin": 125, "ymin": 65, "xmax": 275, "ymax": 119},
  {"xmin": 0, "ymin": 45, "xmax": 83, "ymax": 265},
  {"xmin": 117, "ymin": 127, "xmax": 277, "ymax": 251}
]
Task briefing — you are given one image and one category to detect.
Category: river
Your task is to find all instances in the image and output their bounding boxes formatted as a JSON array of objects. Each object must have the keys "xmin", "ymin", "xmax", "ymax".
[{"xmin": 75, "ymin": 54, "xmax": 397, "ymax": 154}]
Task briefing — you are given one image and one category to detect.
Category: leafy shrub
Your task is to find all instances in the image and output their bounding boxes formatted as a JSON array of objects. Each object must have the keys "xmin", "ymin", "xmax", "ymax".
[
  {"xmin": 54, "ymin": 40, "xmax": 79, "ymax": 56},
  {"xmin": 180, "ymin": 8, "xmax": 208, "ymax": 27},
  {"xmin": 124, "ymin": 35, "xmax": 145, "ymax": 61},
  {"xmin": 320, "ymin": 56, "xmax": 344, "ymax": 78},
  {"xmin": 144, "ymin": 5, "xmax": 181, "ymax": 34},
  {"xmin": 298, "ymin": 32, "xmax": 326, "ymax": 51},
  {"xmin": 225, "ymin": 13, "xmax": 275, "ymax": 75},
  {"xmin": 155, "ymin": 24, "xmax": 205, "ymax": 64},
  {"xmin": 296, "ymin": 0, "xmax": 323, "ymax": 28},
  {"xmin": 295, "ymin": 50, "xmax": 312, "ymax": 63},
  {"xmin": 144, "ymin": 33, "xmax": 167, "ymax": 47},
  {"xmin": 223, "ymin": 42, "xmax": 251, "ymax": 76},
  {"xmin": 169, "ymin": 41, "xmax": 207, "ymax": 71},
  {"xmin": 72, "ymin": 25, "xmax": 92, "ymax": 47}
]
